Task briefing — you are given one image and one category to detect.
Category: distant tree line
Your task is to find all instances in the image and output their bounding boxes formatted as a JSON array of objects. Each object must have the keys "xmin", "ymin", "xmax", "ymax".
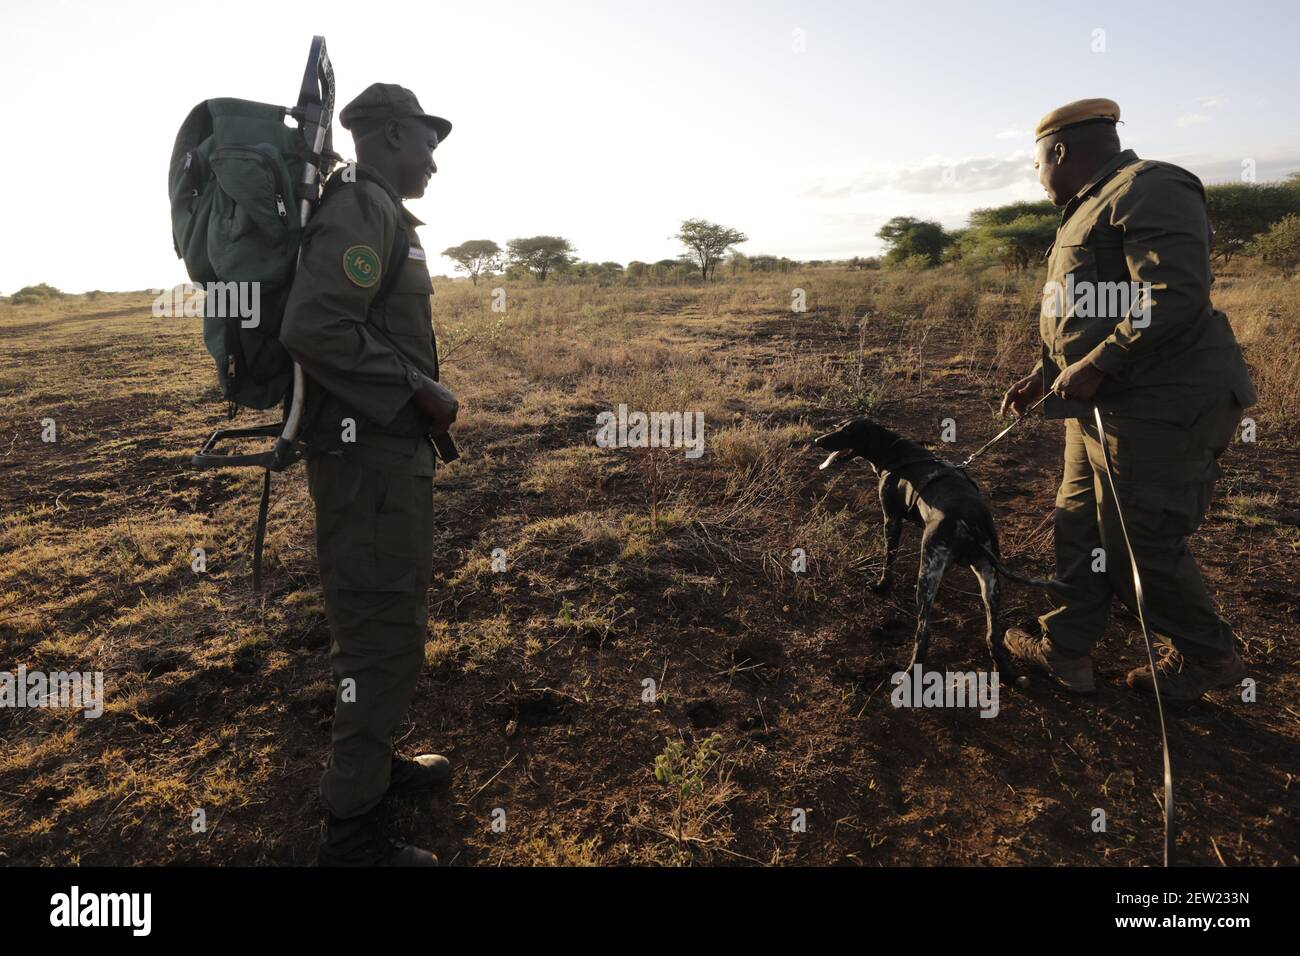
[
  {"xmin": 441, "ymin": 219, "xmax": 752, "ymax": 285},
  {"xmin": 439, "ymin": 219, "xmax": 849, "ymax": 286}
]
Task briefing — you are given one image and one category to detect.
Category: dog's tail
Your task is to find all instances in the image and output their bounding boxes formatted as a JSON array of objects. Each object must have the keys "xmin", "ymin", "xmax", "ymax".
[{"xmin": 957, "ymin": 520, "xmax": 1066, "ymax": 592}]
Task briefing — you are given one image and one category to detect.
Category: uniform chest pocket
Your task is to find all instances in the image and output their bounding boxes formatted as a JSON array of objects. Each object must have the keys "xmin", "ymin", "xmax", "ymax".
[
  {"xmin": 1054, "ymin": 242, "xmax": 1097, "ymax": 288},
  {"xmin": 376, "ymin": 257, "xmax": 434, "ymax": 340},
  {"xmin": 1043, "ymin": 242, "xmax": 1096, "ymax": 322},
  {"xmin": 1088, "ymin": 225, "xmax": 1128, "ymax": 283},
  {"xmin": 1048, "ymin": 241, "xmax": 1118, "ymax": 356}
]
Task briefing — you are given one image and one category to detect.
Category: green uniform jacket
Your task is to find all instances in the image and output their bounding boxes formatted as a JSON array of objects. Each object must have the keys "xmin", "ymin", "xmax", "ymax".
[
  {"xmin": 281, "ymin": 165, "xmax": 439, "ymax": 473},
  {"xmin": 1036, "ymin": 149, "xmax": 1257, "ymax": 421}
]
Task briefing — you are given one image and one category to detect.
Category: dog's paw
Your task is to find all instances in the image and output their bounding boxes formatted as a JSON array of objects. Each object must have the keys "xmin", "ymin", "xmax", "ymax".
[{"xmin": 870, "ymin": 578, "xmax": 892, "ymax": 596}]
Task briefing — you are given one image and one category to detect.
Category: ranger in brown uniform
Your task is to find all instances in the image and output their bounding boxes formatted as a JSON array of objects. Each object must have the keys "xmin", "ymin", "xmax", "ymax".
[
  {"xmin": 1000, "ymin": 98, "xmax": 1256, "ymax": 701},
  {"xmin": 280, "ymin": 84, "xmax": 459, "ymax": 865}
]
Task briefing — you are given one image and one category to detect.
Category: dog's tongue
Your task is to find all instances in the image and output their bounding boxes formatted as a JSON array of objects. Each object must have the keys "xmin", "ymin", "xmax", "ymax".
[{"xmin": 819, "ymin": 450, "xmax": 845, "ymax": 470}]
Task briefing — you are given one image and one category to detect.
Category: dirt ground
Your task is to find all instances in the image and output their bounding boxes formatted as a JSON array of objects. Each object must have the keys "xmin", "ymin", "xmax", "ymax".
[{"xmin": 1, "ymin": 269, "xmax": 1296, "ymax": 866}]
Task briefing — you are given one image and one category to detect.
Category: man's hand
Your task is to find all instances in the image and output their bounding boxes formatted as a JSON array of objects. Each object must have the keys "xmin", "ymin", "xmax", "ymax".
[
  {"xmin": 413, "ymin": 380, "xmax": 458, "ymax": 436},
  {"xmin": 1051, "ymin": 358, "xmax": 1105, "ymax": 401},
  {"xmin": 1000, "ymin": 370, "xmax": 1045, "ymax": 417}
]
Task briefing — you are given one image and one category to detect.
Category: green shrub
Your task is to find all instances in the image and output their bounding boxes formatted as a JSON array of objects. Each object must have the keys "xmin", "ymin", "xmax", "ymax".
[{"xmin": 10, "ymin": 283, "xmax": 64, "ymax": 305}]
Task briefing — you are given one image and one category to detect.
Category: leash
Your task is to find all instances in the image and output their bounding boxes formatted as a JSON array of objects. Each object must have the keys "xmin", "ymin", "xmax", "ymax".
[
  {"xmin": 956, "ymin": 392, "xmax": 1050, "ymax": 468},
  {"xmin": 1091, "ymin": 405, "xmax": 1175, "ymax": 867}
]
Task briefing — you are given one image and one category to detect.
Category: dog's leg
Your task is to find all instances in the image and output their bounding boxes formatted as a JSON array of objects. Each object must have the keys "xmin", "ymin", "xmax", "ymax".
[
  {"xmin": 909, "ymin": 534, "xmax": 950, "ymax": 672},
  {"xmin": 873, "ymin": 516, "xmax": 903, "ymax": 594},
  {"xmin": 973, "ymin": 559, "xmax": 1009, "ymax": 675},
  {"xmin": 873, "ymin": 480, "xmax": 906, "ymax": 594}
]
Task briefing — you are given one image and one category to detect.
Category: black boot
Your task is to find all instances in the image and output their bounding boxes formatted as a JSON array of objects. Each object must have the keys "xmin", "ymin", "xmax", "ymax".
[
  {"xmin": 389, "ymin": 753, "xmax": 452, "ymax": 794},
  {"xmin": 318, "ymin": 805, "xmax": 438, "ymax": 867}
]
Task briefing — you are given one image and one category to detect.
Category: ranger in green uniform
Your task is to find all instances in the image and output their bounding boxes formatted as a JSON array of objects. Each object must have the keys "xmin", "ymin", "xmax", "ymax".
[
  {"xmin": 1000, "ymin": 98, "xmax": 1256, "ymax": 702},
  {"xmin": 280, "ymin": 83, "xmax": 460, "ymax": 865}
]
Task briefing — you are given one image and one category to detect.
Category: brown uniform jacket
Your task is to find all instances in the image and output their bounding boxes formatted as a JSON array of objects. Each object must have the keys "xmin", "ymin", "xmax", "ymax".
[
  {"xmin": 1036, "ymin": 149, "xmax": 1256, "ymax": 422},
  {"xmin": 280, "ymin": 164, "xmax": 439, "ymax": 473}
]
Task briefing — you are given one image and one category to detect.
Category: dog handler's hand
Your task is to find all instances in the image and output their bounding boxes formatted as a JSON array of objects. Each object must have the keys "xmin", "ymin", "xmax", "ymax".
[
  {"xmin": 1000, "ymin": 370, "xmax": 1044, "ymax": 417},
  {"xmin": 1051, "ymin": 358, "xmax": 1104, "ymax": 401},
  {"xmin": 413, "ymin": 380, "xmax": 459, "ymax": 437}
]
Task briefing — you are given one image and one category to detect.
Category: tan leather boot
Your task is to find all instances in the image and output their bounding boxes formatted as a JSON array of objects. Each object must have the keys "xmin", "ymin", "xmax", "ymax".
[
  {"xmin": 1003, "ymin": 628, "xmax": 1096, "ymax": 694},
  {"xmin": 1127, "ymin": 643, "xmax": 1246, "ymax": 702}
]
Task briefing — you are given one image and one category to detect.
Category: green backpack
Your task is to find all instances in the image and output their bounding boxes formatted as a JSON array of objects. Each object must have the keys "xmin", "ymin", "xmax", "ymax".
[{"xmin": 169, "ymin": 96, "xmax": 310, "ymax": 412}]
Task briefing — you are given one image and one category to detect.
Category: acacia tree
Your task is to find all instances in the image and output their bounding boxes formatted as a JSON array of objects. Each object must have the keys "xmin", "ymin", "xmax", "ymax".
[
  {"xmin": 1252, "ymin": 213, "xmax": 1300, "ymax": 277},
  {"xmin": 962, "ymin": 202, "xmax": 1058, "ymax": 272},
  {"xmin": 675, "ymin": 219, "xmax": 748, "ymax": 281},
  {"xmin": 441, "ymin": 239, "xmax": 502, "ymax": 285},
  {"xmin": 1205, "ymin": 178, "xmax": 1300, "ymax": 263},
  {"xmin": 506, "ymin": 236, "xmax": 577, "ymax": 282},
  {"xmin": 876, "ymin": 216, "xmax": 953, "ymax": 266}
]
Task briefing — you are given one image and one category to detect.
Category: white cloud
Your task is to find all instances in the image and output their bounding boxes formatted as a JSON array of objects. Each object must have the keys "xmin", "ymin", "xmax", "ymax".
[
  {"xmin": 1163, "ymin": 147, "xmax": 1300, "ymax": 185},
  {"xmin": 801, "ymin": 153, "xmax": 1035, "ymax": 198}
]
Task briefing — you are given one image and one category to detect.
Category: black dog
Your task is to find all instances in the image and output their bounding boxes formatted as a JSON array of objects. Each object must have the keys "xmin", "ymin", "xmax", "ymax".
[{"xmin": 814, "ymin": 418, "xmax": 1059, "ymax": 675}]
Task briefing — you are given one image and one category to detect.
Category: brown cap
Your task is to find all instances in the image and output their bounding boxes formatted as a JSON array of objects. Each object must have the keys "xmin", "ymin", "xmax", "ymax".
[
  {"xmin": 339, "ymin": 83, "xmax": 452, "ymax": 143},
  {"xmin": 1035, "ymin": 98, "xmax": 1120, "ymax": 141}
]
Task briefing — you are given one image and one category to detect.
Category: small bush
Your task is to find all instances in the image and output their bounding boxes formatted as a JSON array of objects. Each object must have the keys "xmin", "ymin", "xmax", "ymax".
[
  {"xmin": 1251, "ymin": 214, "xmax": 1300, "ymax": 277},
  {"xmin": 10, "ymin": 283, "xmax": 64, "ymax": 305}
]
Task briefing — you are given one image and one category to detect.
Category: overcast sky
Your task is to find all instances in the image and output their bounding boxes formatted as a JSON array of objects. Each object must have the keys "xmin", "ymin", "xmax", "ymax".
[{"xmin": 2, "ymin": 0, "xmax": 1298, "ymax": 292}]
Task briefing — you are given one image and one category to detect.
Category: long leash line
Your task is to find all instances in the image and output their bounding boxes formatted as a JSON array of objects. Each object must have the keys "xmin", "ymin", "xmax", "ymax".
[{"xmin": 1091, "ymin": 407, "xmax": 1175, "ymax": 867}]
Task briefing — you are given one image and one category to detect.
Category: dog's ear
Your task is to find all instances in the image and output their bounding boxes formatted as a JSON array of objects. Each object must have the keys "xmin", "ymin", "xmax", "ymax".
[{"xmin": 861, "ymin": 421, "xmax": 892, "ymax": 457}]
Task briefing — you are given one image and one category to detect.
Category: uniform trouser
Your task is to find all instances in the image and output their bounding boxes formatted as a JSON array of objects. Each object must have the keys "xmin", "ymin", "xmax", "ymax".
[
  {"xmin": 307, "ymin": 448, "xmax": 433, "ymax": 820},
  {"xmin": 1039, "ymin": 393, "xmax": 1244, "ymax": 660}
]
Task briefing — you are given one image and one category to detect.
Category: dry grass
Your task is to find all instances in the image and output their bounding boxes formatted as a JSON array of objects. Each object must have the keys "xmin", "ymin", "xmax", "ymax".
[{"xmin": 1, "ymin": 262, "xmax": 1295, "ymax": 866}]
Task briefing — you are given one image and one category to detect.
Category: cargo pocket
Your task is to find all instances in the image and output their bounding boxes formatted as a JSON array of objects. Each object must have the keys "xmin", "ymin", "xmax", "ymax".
[
  {"xmin": 372, "ymin": 470, "xmax": 421, "ymax": 590},
  {"xmin": 311, "ymin": 454, "xmax": 418, "ymax": 593},
  {"xmin": 1114, "ymin": 420, "xmax": 1217, "ymax": 485},
  {"xmin": 1125, "ymin": 482, "xmax": 1209, "ymax": 541},
  {"xmin": 1191, "ymin": 394, "xmax": 1246, "ymax": 459}
]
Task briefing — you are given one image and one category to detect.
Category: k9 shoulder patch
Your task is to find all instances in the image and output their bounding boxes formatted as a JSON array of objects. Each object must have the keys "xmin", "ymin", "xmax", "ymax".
[{"xmin": 342, "ymin": 245, "xmax": 381, "ymax": 288}]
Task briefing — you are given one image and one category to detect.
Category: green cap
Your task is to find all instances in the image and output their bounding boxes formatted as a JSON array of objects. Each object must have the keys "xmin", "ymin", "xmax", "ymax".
[{"xmin": 339, "ymin": 83, "xmax": 452, "ymax": 143}]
